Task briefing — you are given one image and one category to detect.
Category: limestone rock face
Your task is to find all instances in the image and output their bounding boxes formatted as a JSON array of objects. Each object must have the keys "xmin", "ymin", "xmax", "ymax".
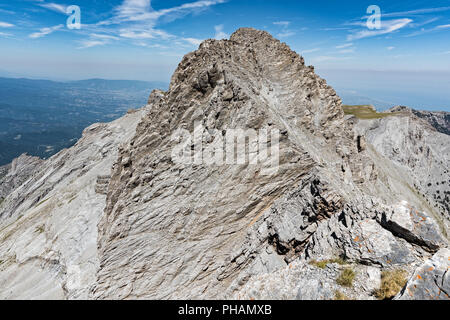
[
  {"xmin": 0, "ymin": 28, "xmax": 448, "ymax": 300},
  {"xmin": 0, "ymin": 110, "xmax": 145, "ymax": 299},
  {"xmin": 91, "ymin": 28, "xmax": 358, "ymax": 299},
  {"xmin": 398, "ymin": 248, "xmax": 450, "ymax": 300},
  {"xmin": 354, "ymin": 109, "xmax": 449, "ymax": 227},
  {"xmin": 0, "ymin": 154, "xmax": 43, "ymax": 201},
  {"xmin": 90, "ymin": 28, "xmax": 448, "ymax": 300}
]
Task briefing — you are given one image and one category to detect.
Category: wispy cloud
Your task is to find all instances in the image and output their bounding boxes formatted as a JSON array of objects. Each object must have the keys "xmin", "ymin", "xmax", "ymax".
[
  {"xmin": 106, "ymin": 0, "xmax": 227, "ymax": 25},
  {"xmin": 78, "ymin": 39, "xmax": 107, "ymax": 49},
  {"xmin": 119, "ymin": 29, "xmax": 171, "ymax": 39},
  {"xmin": 0, "ymin": 8, "xmax": 15, "ymax": 14},
  {"xmin": 273, "ymin": 21, "xmax": 290, "ymax": 27},
  {"xmin": 29, "ymin": 24, "xmax": 64, "ymax": 38},
  {"xmin": 321, "ymin": 27, "xmax": 351, "ymax": 31},
  {"xmin": 436, "ymin": 24, "xmax": 450, "ymax": 29},
  {"xmin": 387, "ymin": 46, "xmax": 395, "ymax": 51},
  {"xmin": 336, "ymin": 43, "xmax": 353, "ymax": 49},
  {"xmin": 406, "ymin": 23, "xmax": 450, "ymax": 37},
  {"xmin": 302, "ymin": 48, "xmax": 320, "ymax": 54},
  {"xmin": 0, "ymin": 22, "xmax": 14, "ymax": 28},
  {"xmin": 77, "ymin": 33, "xmax": 120, "ymax": 49},
  {"xmin": 311, "ymin": 55, "xmax": 352, "ymax": 63},
  {"xmin": 182, "ymin": 37, "xmax": 203, "ymax": 46},
  {"xmin": 272, "ymin": 20, "xmax": 295, "ymax": 38},
  {"xmin": 410, "ymin": 17, "xmax": 440, "ymax": 28},
  {"xmin": 214, "ymin": 24, "xmax": 228, "ymax": 40},
  {"xmin": 338, "ymin": 48, "xmax": 355, "ymax": 54},
  {"xmin": 277, "ymin": 31, "xmax": 296, "ymax": 38},
  {"xmin": 90, "ymin": 33, "xmax": 120, "ymax": 40},
  {"xmin": 37, "ymin": 2, "xmax": 69, "ymax": 14},
  {"xmin": 374, "ymin": 6, "xmax": 450, "ymax": 18},
  {"xmin": 90, "ymin": 0, "xmax": 226, "ymax": 50},
  {"xmin": 347, "ymin": 19, "xmax": 412, "ymax": 41}
]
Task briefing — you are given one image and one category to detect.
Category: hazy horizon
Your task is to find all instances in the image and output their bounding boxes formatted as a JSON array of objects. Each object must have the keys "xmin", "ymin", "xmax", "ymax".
[
  {"xmin": 0, "ymin": 0, "xmax": 449, "ymax": 111},
  {"xmin": 1, "ymin": 67, "xmax": 448, "ymax": 112}
]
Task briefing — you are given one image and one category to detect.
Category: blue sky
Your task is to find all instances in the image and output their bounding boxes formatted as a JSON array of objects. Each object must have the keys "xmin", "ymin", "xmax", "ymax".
[{"xmin": 0, "ymin": 0, "xmax": 449, "ymax": 110}]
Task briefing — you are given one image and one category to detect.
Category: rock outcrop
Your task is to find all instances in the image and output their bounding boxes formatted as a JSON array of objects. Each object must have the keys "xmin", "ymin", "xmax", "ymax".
[
  {"xmin": 354, "ymin": 107, "xmax": 449, "ymax": 227},
  {"xmin": 0, "ymin": 154, "xmax": 43, "ymax": 201},
  {"xmin": 0, "ymin": 110, "xmax": 145, "ymax": 299},
  {"xmin": 0, "ymin": 28, "xmax": 448, "ymax": 300}
]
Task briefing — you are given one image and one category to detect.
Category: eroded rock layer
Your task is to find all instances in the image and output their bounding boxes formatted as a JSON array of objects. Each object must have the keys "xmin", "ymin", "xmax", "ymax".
[{"xmin": 0, "ymin": 28, "xmax": 448, "ymax": 300}]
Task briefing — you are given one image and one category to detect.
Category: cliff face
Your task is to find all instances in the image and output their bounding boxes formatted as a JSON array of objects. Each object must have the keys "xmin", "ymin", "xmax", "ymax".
[
  {"xmin": 354, "ymin": 106, "xmax": 449, "ymax": 221},
  {"xmin": 0, "ymin": 154, "xmax": 43, "ymax": 201},
  {"xmin": 0, "ymin": 28, "xmax": 448, "ymax": 300},
  {"xmin": 0, "ymin": 110, "xmax": 145, "ymax": 299}
]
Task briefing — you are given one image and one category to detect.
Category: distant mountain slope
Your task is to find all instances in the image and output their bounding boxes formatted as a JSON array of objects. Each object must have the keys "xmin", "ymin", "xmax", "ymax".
[
  {"xmin": 411, "ymin": 109, "xmax": 450, "ymax": 136},
  {"xmin": 0, "ymin": 77, "xmax": 168, "ymax": 165}
]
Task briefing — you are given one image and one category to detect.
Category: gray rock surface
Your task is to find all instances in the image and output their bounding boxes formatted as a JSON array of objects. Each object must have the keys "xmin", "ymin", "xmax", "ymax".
[
  {"xmin": 354, "ymin": 108, "xmax": 450, "ymax": 223},
  {"xmin": 0, "ymin": 154, "xmax": 43, "ymax": 201},
  {"xmin": 0, "ymin": 110, "xmax": 145, "ymax": 299},
  {"xmin": 0, "ymin": 28, "xmax": 448, "ymax": 300},
  {"xmin": 398, "ymin": 248, "xmax": 450, "ymax": 300}
]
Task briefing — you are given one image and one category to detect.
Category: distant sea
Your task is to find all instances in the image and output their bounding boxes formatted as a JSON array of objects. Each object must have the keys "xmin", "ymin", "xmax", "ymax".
[{"xmin": 317, "ymin": 69, "xmax": 450, "ymax": 112}]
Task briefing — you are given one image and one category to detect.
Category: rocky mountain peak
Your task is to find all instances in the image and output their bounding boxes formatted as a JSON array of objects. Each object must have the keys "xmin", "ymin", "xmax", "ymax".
[
  {"xmin": 0, "ymin": 29, "xmax": 448, "ymax": 301},
  {"xmin": 165, "ymin": 27, "xmax": 343, "ymax": 138}
]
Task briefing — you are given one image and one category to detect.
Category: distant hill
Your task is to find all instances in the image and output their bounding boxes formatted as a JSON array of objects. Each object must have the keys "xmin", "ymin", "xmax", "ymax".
[{"xmin": 0, "ymin": 77, "xmax": 168, "ymax": 165}]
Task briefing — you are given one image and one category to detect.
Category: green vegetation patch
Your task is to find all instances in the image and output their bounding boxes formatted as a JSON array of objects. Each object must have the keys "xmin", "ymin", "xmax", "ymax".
[{"xmin": 342, "ymin": 105, "xmax": 402, "ymax": 120}]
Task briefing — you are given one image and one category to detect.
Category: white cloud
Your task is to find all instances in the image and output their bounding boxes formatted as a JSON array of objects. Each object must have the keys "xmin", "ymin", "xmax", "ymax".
[
  {"xmin": 78, "ymin": 39, "xmax": 107, "ymax": 49},
  {"xmin": 372, "ymin": 6, "xmax": 450, "ymax": 18},
  {"xmin": 119, "ymin": 30, "xmax": 156, "ymax": 39},
  {"xmin": 90, "ymin": 33, "xmax": 120, "ymax": 40},
  {"xmin": 183, "ymin": 37, "xmax": 203, "ymax": 46},
  {"xmin": 0, "ymin": 31, "xmax": 12, "ymax": 37},
  {"xmin": 37, "ymin": 2, "xmax": 69, "ymax": 14},
  {"xmin": 29, "ymin": 24, "xmax": 64, "ymax": 38},
  {"xmin": 311, "ymin": 56, "xmax": 352, "ymax": 63},
  {"xmin": 273, "ymin": 21, "xmax": 290, "ymax": 27},
  {"xmin": 338, "ymin": 48, "xmax": 355, "ymax": 54},
  {"xmin": 214, "ymin": 24, "xmax": 227, "ymax": 40},
  {"xmin": 387, "ymin": 46, "xmax": 395, "ymax": 50},
  {"xmin": 336, "ymin": 43, "xmax": 353, "ymax": 49},
  {"xmin": 94, "ymin": 0, "xmax": 226, "ymax": 48},
  {"xmin": 77, "ymin": 33, "xmax": 120, "ymax": 49},
  {"xmin": 273, "ymin": 20, "xmax": 295, "ymax": 38},
  {"xmin": 347, "ymin": 19, "xmax": 412, "ymax": 41},
  {"xmin": 277, "ymin": 31, "xmax": 296, "ymax": 38},
  {"xmin": 302, "ymin": 48, "xmax": 320, "ymax": 54},
  {"xmin": 410, "ymin": 17, "xmax": 440, "ymax": 28},
  {"xmin": 407, "ymin": 23, "xmax": 450, "ymax": 37},
  {"xmin": 110, "ymin": 0, "xmax": 227, "ymax": 24},
  {"xmin": 321, "ymin": 27, "xmax": 351, "ymax": 31},
  {"xmin": 0, "ymin": 22, "xmax": 14, "ymax": 28},
  {"xmin": 119, "ymin": 28, "xmax": 171, "ymax": 39},
  {"xmin": 0, "ymin": 8, "xmax": 15, "ymax": 14}
]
